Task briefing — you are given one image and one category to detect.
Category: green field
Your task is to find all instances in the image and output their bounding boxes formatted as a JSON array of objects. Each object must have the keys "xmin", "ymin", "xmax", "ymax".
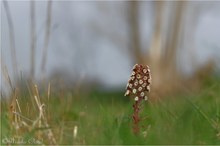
[{"xmin": 1, "ymin": 80, "xmax": 220, "ymax": 145}]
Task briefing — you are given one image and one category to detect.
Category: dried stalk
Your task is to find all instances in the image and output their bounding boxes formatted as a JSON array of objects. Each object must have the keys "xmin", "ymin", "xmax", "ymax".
[
  {"xmin": 3, "ymin": 1, "xmax": 18, "ymax": 77},
  {"xmin": 41, "ymin": 1, "xmax": 52, "ymax": 76},
  {"xmin": 30, "ymin": 1, "xmax": 36, "ymax": 79}
]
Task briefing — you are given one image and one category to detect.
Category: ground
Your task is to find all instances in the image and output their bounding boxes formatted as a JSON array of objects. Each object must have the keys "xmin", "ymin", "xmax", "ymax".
[{"xmin": 1, "ymin": 78, "xmax": 220, "ymax": 145}]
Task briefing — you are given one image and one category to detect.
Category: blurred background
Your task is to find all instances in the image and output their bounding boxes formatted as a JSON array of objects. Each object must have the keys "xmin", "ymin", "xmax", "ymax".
[
  {"xmin": 1, "ymin": 1, "xmax": 220, "ymax": 145},
  {"xmin": 1, "ymin": 1, "xmax": 220, "ymax": 96}
]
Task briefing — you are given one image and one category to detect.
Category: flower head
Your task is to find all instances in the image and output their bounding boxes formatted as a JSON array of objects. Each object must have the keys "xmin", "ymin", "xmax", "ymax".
[{"xmin": 124, "ymin": 64, "xmax": 151, "ymax": 101}]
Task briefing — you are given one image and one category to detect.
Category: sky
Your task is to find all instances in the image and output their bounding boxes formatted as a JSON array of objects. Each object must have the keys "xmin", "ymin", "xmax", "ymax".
[{"xmin": 1, "ymin": 1, "xmax": 220, "ymax": 95}]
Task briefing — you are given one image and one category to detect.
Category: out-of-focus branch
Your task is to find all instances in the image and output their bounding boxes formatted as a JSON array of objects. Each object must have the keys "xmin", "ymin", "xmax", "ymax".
[
  {"xmin": 164, "ymin": 1, "xmax": 186, "ymax": 70},
  {"xmin": 148, "ymin": 1, "xmax": 164, "ymax": 90},
  {"xmin": 30, "ymin": 1, "xmax": 36, "ymax": 79},
  {"xmin": 41, "ymin": 1, "xmax": 52, "ymax": 76},
  {"xmin": 147, "ymin": 1, "xmax": 187, "ymax": 95},
  {"xmin": 149, "ymin": 1, "xmax": 164, "ymax": 64},
  {"xmin": 128, "ymin": 1, "xmax": 143, "ymax": 64},
  {"xmin": 3, "ymin": 1, "xmax": 18, "ymax": 77}
]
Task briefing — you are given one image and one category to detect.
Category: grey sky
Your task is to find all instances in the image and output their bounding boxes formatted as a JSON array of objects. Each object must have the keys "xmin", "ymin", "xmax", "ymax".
[{"xmin": 1, "ymin": 1, "xmax": 220, "ymax": 95}]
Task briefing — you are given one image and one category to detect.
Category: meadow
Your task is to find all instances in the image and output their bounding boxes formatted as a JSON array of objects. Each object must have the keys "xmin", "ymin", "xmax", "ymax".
[{"xmin": 1, "ymin": 77, "xmax": 220, "ymax": 145}]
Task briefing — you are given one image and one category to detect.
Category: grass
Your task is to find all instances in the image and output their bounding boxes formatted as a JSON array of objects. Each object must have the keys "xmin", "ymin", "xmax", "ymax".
[{"xmin": 1, "ymin": 80, "xmax": 220, "ymax": 145}]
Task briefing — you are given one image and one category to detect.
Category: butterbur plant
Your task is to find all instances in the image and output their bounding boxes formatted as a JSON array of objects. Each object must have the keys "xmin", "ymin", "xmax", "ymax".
[{"xmin": 124, "ymin": 64, "xmax": 151, "ymax": 135}]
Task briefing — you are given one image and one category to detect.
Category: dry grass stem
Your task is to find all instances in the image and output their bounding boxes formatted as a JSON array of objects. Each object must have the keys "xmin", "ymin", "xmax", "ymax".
[{"xmin": 3, "ymin": 1, "xmax": 18, "ymax": 76}]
